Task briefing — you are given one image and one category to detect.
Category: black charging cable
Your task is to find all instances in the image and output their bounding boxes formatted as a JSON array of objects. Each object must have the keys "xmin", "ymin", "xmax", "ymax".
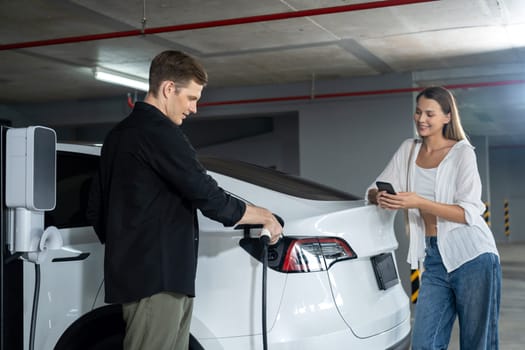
[
  {"xmin": 30, "ymin": 263, "xmax": 41, "ymax": 350},
  {"xmin": 259, "ymin": 213, "xmax": 284, "ymax": 350},
  {"xmin": 259, "ymin": 229, "xmax": 271, "ymax": 350},
  {"xmin": 237, "ymin": 213, "xmax": 283, "ymax": 350}
]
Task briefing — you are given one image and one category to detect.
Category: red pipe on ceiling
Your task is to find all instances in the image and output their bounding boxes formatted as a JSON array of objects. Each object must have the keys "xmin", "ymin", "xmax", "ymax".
[
  {"xmin": 199, "ymin": 79, "xmax": 525, "ymax": 107},
  {"xmin": 4, "ymin": 0, "xmax": 511, "ymax": 109},
  {"xmin": 0, "ymin": 0, "xmax": 437, "ymax": 50}
]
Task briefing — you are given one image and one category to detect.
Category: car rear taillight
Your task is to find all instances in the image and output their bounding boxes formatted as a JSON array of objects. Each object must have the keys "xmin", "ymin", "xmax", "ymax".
[
  {"xmin": 240, "ymin": 236, "xmax": 357, "ymax": 273},
  {"xmin": 282, "ymin": 238, "xmax": 356, "ymax": 272}
]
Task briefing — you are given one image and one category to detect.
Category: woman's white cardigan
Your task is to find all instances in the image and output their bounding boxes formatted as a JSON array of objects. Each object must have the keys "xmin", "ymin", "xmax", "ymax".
[{"xmin": 368, "ymin": 138, "xmax": 498, "ymax": 272}]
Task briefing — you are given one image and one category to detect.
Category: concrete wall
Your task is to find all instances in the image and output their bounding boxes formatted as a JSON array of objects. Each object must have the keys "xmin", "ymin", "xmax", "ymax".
[
  {"xmin": 489, "ymin": 146, "xmax": 525, "ymax": 242},
  {"xmin": 197, "ymin": 113, "xmax": 300, "ymax": 175},
  {"xmin": 470, "ymin": 136, "xmax": 525, "ymax": 243}
]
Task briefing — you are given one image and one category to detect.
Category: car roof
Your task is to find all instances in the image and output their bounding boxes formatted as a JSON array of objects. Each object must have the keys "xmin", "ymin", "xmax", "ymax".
[
  {"xmin": 54, "ymin": 144, "xmax": 358, "ymax": 201},
  {"xmin": 201, "ymin": 157, "xmax": 359, "ymax": 201}
]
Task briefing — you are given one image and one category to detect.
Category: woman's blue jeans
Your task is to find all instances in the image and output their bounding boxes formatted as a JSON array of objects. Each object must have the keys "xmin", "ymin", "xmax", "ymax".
[{"xmin": 411, "ymin": 236, "xmax": 501, "ymax": 350}]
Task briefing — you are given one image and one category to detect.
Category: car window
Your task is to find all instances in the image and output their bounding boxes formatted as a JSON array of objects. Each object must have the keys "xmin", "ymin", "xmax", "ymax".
[
  {"xmin": 45, "ymin": 151, "xmax": 99, "ymax": 228},
  {"xmin": 200, "ymin": 157, "xmax": 359, "ymax": 201}
]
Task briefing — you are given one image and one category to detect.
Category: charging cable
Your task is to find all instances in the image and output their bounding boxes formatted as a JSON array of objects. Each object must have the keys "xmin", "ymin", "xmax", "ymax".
[
  {"xmin": 259, "ymin": 228, "xmax": 272, "ymax": 350},
  {"xmin": 26, "ymin": 227, "xmax": 61, "ymax": 350},
  {"xmin": 29, "ymin": 263, "xmax": 40, "ymax": 350}
]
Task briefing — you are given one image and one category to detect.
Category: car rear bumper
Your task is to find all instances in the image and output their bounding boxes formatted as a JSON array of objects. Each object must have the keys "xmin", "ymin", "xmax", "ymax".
[
  {"xmin": 196, "ymin": 315, "xmax": 411, "ymax": 349},
  {"xmin": 387, "ymin": 329, "xmax": 411, "ymax": 350},
  {"xmin": 268, "ymin": 270, "xmax": 411, "ymax": 349}
]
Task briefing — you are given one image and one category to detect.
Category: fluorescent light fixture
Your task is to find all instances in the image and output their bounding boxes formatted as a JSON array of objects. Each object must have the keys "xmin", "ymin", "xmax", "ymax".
[{"xmin": 93, "ymin": 67, "xmax": 149, "ymax": 92}]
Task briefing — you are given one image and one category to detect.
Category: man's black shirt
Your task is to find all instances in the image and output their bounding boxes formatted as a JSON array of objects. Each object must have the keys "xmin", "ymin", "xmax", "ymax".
[{"xmin": 87, "ymin": 102, "xmax": 246, "ymax": 303}]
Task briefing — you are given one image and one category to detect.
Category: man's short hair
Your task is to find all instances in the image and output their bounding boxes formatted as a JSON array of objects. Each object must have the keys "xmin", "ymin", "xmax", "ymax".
[{"xmin": 149, "ymin": 50, "xmax": 208, "ymax": 95}]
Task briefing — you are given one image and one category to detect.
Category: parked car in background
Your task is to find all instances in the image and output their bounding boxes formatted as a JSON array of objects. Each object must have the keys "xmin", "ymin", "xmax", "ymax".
[{"xmin": 4, "ymin": 142, "xmax": 410, "ymax": 349}]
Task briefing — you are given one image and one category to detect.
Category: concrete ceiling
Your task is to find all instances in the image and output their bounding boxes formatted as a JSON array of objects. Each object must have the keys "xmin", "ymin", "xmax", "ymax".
[{"xmin": 1, "ymin": 0, "xmax": 525, "ymax": 146}]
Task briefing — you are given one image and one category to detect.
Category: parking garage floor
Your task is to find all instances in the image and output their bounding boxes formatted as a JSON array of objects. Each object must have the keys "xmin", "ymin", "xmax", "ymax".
[{"xmin": 412, "ymin": 242, "xmax": 525, "ymax": 350}]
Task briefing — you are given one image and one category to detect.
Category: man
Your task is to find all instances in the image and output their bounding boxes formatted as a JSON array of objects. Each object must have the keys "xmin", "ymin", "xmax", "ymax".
[{"xmin": 87, "ymin": 50, "xmax": 282, "ymax": 350}]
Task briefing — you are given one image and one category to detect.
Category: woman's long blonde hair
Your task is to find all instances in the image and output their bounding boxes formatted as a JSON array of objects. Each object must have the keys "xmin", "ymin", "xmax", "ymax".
[{"xmin": 416, "ymin": 86, "xmax": 467, "ymax": 141}]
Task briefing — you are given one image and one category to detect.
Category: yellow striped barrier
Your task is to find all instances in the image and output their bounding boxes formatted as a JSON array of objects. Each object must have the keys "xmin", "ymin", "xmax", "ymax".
[
  {"xmin": 504, "ymin": 199, "xmax": 510, "ymax": 238},
  {"xmin": 411, "ymin": 269, "xmax": 420, "ymax": 304},
  {"xmin": 483, "ymin": 201, "xmax": 490, "ymax": 227}
]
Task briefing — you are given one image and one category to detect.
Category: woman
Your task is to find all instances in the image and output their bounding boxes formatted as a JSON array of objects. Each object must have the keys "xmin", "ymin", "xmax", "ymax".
[{"xmin": 367, "ymin": 86, "xmax": 501, "ymax": 349}]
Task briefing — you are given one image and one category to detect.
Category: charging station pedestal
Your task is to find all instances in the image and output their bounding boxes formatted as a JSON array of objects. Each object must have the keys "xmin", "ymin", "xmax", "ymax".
[{"xmin": 5, "ymin": 126, "xmax": 61, "ymax": 263}]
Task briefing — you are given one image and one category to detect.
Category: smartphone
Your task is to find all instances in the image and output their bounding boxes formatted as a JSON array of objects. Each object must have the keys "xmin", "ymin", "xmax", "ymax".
[{"xmin": 376, "ymin": 181, "xmax": 397, "ymax": 195}]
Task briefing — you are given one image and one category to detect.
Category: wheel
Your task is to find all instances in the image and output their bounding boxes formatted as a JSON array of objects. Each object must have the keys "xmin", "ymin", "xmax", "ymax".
[
  {"xmin": 54, "ymin": 304, "xmax": 125, "ymax": 350},
  {"xmin": 55, "ymin": 303, "xmax": 204, "ymax": 350}
]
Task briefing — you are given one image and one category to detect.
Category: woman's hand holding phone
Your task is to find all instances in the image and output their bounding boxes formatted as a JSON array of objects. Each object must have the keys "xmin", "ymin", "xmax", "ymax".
[{"xmin": 376, "ymin": 181, "xmax": 396, "ymax": 195}]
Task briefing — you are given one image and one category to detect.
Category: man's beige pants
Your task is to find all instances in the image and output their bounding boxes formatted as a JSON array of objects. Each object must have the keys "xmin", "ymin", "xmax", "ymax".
[{"xmin": 122, "ymin": 292, "xmax": 193, "ymax": 350}]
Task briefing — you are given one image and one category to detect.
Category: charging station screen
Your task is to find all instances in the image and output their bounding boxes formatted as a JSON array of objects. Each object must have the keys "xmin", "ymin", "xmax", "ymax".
[{"xmin": 33, "ymin": 127, "xmax": 56, "ymax": 210}]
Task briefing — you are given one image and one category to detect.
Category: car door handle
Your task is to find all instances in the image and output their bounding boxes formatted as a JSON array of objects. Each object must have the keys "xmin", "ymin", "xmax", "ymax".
[{"xmin": 52, "ymin": 252, "xmax": 90, "ymax": 263}]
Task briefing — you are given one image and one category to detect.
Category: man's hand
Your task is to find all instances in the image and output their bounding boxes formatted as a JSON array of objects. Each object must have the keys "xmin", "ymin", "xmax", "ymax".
[{"xmin": 237, "ymin": 205, "xmax": 283, "ymax": 244}]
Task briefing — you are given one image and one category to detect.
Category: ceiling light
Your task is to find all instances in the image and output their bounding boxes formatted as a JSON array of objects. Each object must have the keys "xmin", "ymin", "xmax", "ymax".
[{"xmin": 93, "ymin": 67, "xmax": 149, "ymax": 92}]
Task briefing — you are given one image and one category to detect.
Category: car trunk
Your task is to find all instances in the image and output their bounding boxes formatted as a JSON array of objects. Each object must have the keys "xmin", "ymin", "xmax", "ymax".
[{"xmin": 287, "ymin": 204, "xmax": 410, "ymax": 338}]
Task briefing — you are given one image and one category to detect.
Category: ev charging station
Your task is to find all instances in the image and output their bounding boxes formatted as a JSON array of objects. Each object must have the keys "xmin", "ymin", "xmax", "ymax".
[
  {"xmin": 5, "ymin": 126, "xmax": 62, "ymax": 263},
  {"xmin": 3, "ymin": 126, "xmax": 61, "ymax": 350}
]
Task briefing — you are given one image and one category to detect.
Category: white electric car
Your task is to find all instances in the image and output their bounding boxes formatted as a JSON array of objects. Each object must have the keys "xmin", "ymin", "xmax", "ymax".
[{"xmin": 17, "ymin": 143, "xmax": 410, "ymax": 349}]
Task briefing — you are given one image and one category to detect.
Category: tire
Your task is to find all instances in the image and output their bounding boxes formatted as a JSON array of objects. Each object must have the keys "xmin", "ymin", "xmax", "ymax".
[
  {"xmin": 189, "ymin": 335, "xmax": 205, "ymax": 350},
  {"xmin": 54, "ymin": 303, "xmax": 204, "ymax": 350},
  {"xmin": 54, "ymin": 304, "xmax": 125, "ymax": 350}
]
